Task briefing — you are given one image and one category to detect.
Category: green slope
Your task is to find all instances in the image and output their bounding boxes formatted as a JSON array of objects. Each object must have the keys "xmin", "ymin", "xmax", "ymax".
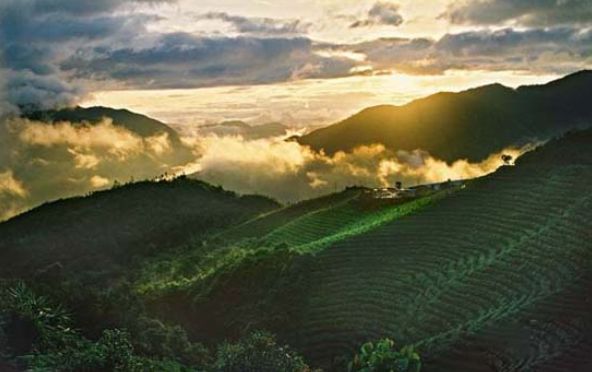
[
  {"xmin": 220, "ymin": 187, "xmax": 364, "ymax": 242},
  {"xmin": 136, "ymin": 187, "xmax": 448, "ymax": 296},
  {"xmin": 0, "ymin": 177, "xmax": 279, "ymax": 278},
  {"xmin": 298, "ymin": 70, "xmax": 592, "ymax": 162},
  {"xmin": 263, "ymin": 192, "xmax": 443, "ymax": 253},
  {"xmin": 149, "ymin": 129, "xmax": 592, "ymax": 371}
]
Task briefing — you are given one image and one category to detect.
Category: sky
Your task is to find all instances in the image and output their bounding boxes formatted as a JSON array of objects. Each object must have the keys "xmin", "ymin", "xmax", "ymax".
[
  {"xmin": 1, "ymin": 0, "xmax": 592, "ymax": 221},
  {"xmin": 2, "ymin": 0, "xmax": 591, "ymax": 128}
]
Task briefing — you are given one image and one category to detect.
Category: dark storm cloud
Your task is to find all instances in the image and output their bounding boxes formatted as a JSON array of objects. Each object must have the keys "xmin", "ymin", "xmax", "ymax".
[
  {"xmin": 442, "ymin": 0, "xmax": 592, "ymax": 26},
  {"xmin": 62, "ymin": 33, "xmax": 357, "ymax": 89},
  {"xmin": 28, "ymin": 0, "xmax": 176, "ymax": 16},
  {"xmin": 337, "ymin": 27, "xmax": 592, "ymax": 75},
  {"xmin": 200, "ymin": 12, "xmax": 311, "ymax": 35},
  {"xmin": 6, "ymin": 70, "xmax": 84, "ymax": 111},
  {"xmin": 433, "ymin": 27, "xmax": 592, "ymax": 73},
  {"xmin": 0, "ymin": 0, "xmax": 357, "ymax": 107},
  {"xmin": 0, "ymin": 0, "xmax": 170, "ymax": 110},
  {"xmin": 350, "ymin": 2, "xmax": 404, "ymax": 28},
  {"xmin": 68, "ymin": 25, "xmax": 590, "ymax": 89}
]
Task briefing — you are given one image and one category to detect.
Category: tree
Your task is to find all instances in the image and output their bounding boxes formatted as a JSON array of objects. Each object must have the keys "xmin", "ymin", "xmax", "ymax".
[
  {"xmin": 0, "ymin": 283, "xmax": 189, "ymax": 371},
  {"xmin": 213, "ymin": 331, "xmax": 311, "ymax": 372},
  {"xmin": 348, "ymin": 338, "xmax": 421, "ymax": 372},
  {"xmin": 501, "ymin": 154, "xmax": 513, "ymax": 165}
]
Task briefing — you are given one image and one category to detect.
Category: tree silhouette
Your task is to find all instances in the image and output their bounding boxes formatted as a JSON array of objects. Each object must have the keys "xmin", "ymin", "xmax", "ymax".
[{"xmin": 501, "ymin": 154, "xmax": 513, "ymax": 165}]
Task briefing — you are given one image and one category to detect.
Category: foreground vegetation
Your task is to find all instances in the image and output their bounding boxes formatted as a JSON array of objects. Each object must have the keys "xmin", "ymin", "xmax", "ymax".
[{"xmin": 1, "ymin": 282, "xmax": 421, "ymax": 371}]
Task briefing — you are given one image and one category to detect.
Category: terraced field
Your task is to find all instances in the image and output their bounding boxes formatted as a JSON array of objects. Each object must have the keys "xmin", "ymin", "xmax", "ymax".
[
  {"xmin": 279, "ymin": 135, "xmax": 592, "ymax": 370},
  {"xmin": 137, "ymin": 187, "xmax": 446, "ymax": 295},
  {"xmin": 220, "ymin": 188, "xmax": 364, "ymax": 242},
  {"xmin": 252, "ymin": 191, "xmax": 443, "ymax": 253}
]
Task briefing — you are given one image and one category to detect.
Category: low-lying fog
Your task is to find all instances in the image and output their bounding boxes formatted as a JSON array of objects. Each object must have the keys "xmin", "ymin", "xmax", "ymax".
[{"xmin": 0, "ymin": 114, "xmax": 528, "ymax": 221}]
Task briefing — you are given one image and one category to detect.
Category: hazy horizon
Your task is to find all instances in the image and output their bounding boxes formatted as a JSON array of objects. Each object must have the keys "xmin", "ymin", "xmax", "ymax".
[{"xmin": 82, "ymin": 70, "xmax": 560, "ymax": 131}]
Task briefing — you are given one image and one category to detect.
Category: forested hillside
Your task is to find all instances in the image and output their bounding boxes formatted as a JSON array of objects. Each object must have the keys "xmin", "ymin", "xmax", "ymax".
[{"xmin": 0, "ymin": 177, "xmax": 279, "ymax": 278}]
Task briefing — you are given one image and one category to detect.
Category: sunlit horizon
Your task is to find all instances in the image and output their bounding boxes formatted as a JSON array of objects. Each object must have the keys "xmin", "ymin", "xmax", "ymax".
[{"xmin": 83, "ymin": 69, "xmax": 560, "ymax": 131}]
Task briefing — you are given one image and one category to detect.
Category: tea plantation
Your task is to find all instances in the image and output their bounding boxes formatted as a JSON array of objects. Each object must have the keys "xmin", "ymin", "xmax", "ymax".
[{"xmin": 147, "ymin": 130, "xmax": 592, "ymax": 371}]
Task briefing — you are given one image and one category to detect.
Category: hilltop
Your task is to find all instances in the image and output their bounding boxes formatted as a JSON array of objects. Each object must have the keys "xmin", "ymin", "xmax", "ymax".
[
  {"xmin": 0, "ymin": 177, "xmax": 279, "ymax": 278},
  {"xmin": 298, "ymin": 70, "xmax": 592, "ymax": 162},
  {"xmin": 24, "ymin": 106, "xmax": 182, "ymax": 143}
]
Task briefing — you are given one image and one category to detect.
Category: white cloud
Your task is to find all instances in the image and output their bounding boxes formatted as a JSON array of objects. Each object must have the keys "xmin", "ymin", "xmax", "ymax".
[
  {"xmin": 187, "ymin": 134, "xmax": 529, "ymax": 203},
  {"xmin": 90, "ymin": 175, "xmax": 110, "ymax": 188},
  {"xmin": 0, "ymin": 170, "xmax": 28, "ymax": 198}
]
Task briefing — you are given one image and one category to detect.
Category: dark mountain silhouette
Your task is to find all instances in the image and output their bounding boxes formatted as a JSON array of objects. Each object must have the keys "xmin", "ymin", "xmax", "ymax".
[
  {"xmin": 298, "ymin": 70, "xmax": 592, "ymax": 162},
  {"xmin": 25, "ymin": 106, "xmax": 181, "ymax": 142}
]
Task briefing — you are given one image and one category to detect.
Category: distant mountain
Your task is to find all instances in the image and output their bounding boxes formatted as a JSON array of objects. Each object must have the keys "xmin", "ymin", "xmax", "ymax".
[
  {"xmin": 0, "ymin": 177, "xmax": 279, "ymax": 278},
  {"xmin": 200, "ymin": 120, "xmax": 288, "ymax": 139},
  {"xmin": 298, "ymin": 70, "xmax": 592, "ymax": 162},
  {"xmin": 25, "ymin": 106, "xmax": 181, "ymax": 143}
]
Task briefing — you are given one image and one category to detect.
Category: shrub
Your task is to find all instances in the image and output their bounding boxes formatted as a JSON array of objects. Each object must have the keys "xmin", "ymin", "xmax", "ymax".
[
  {"xmin": 213, "ymin": 330, "xmax": 310, "ymax": 372},
  {"xmin": 348, "ymin": 338, "xmax": 421, "ymax": 372},
  {"xmin": 0, "ymin": 283, "xmax": 189, "ymax": 371},
  {"xmin": 133, "ymin": 316, "xmax": 210, "ymax": 367}
]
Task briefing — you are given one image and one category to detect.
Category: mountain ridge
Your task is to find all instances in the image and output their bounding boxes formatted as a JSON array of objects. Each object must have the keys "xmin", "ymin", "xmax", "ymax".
[
  {"xmin": 298, "ymin": 70, "xmax": 592, "ymax": 162},
  {"xmin": 24, "ymin": 105, "xmax": 182, "ymax": 142}
]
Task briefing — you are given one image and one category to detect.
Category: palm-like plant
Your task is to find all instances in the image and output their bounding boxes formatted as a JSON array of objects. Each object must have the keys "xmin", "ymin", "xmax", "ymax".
[
  {"xmin": 6, "ymin": 282, "xmax": 73, "ymax": 344},
  {"xmin": 348, "ymin": 338, "xmax": 421, "ymax": 372}
]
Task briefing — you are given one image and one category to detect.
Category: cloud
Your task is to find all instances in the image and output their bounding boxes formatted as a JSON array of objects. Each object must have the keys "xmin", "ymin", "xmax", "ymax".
[
  {"xmin": 341, "ymin": 37, "xmax": 438, "ymax": 74},
  {"xmin": 58, "ymin": 25, "xmax": 592, "ymax": 88},
  {"xmin": 338, "ymin": 27, "xmax": 592, "ymax": 75},
  {"xmin": 199, "ymin": 12, "xmax": 310, "ymax": 35},
  {"xmin": 0, "ymin": 111, "xmax": 531, "ymax": 222},
  {"xmin": 0, "ymin": 0, "xmax": 356, "ymax": 103},
  {"xmin": 189, "ymin": 135, "xmax": 527, "ymax": 204},
  {"xmin": 350, "ymin": 2, "xmax": 404, "ymax": 28},
  {"xmin": 1, "ymin": 0, "xmax": 589, "ymax": 99},
  {"xmin": 442, "ymin": 0, "xmax": 592, "ymax": 27},
  {"xmin": 145, "ymin": 133, "xmax": 172, "ymax": 155},
  {"xmin": 0, "ymin": 169, "xmax": 29, "ymax": 221},
  {"xmin": 25, "ymin": 0, "xmax": 175, "ymax": 17},
  {"xmin": 68, "ymin": 149, "xmax": 100, "ymax": 169},
  {"xmin": 6, "ymin": 70, "xmax": 85, "ymax": 111},
  {"xmin": 0, "ymin": 170, "xmax": 28, "ymax": 198},
  {"xmin": 18, "ymin": 119, "xmax": 144, "ymax": 159},
  {"xmin": 90, "ymin": 175, "xmax": 110, "ymax": 188},
  {"xmin": 62, "ymin": 33, "xmax": 358, "ymax": 89},
  {"xmin": 0, "ymin": 0, "xmax": 170, "ymax": 110},
  {"xmin": 0, "ymin": 116, "xmax": 194, "ymax": 221},
  {"xmin": 433, "ymin": 27, "xmax": 592, "ymax": 74}
]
